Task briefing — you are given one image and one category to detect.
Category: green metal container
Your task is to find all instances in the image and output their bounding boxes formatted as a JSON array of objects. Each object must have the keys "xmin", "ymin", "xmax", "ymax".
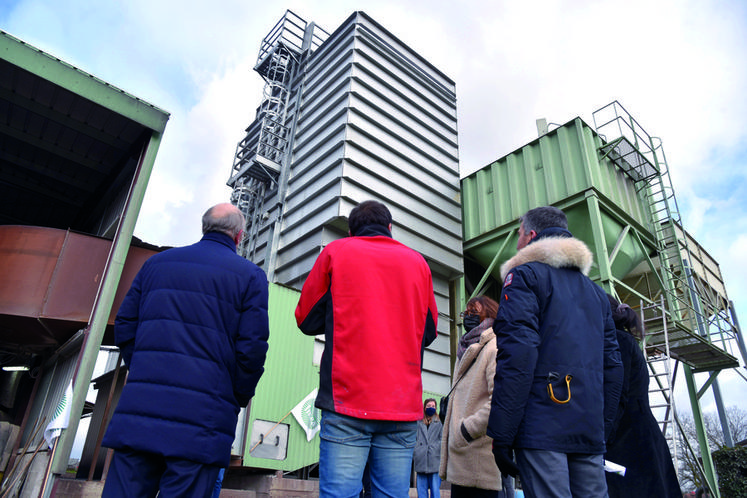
[
  {"xmin": 461, "ymin": 118, "xmax": 656, "ymax": 284},
  {"xmin": 241, "ymin": 283, "xmax": 320, "ymax": 471}
]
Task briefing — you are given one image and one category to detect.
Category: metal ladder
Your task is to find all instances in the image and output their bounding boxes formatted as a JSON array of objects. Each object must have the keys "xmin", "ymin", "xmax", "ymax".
[
  {"xmin": 639, "ymin": 136, "xmax": 700, "ymax": 333},
  {"xmin": 256, "ymin": 46, "xmax": 293, "ymax": 164},
  {"xmin": 230, "ymin": 177, "xmax": 267, "ymax": 261},
  {"xmin": 641, "ymin": 296, "xmax": 679, "ymax": 472},
  {"xmin": 228, "ymin": 13, "xmax": 301, "ymax": 260}
]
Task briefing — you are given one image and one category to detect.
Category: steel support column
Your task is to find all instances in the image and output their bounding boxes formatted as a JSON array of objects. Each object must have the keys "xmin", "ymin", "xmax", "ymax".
[
  {"xmin": 585, "ymin": 193, "xmax": 614, "ymax": 294},
  {"xmin": 684, "ymin": 364, "xmax": 720, "ymax": 498}
]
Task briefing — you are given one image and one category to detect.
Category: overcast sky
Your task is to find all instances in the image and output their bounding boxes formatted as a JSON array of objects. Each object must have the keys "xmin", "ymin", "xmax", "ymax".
[{"xmin": 3, "ymin": 0, "xmax": 746, "ymax": 421}]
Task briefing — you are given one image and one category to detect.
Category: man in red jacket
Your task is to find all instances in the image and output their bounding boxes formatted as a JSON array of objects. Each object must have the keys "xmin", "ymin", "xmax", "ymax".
[{"xmin": 295, "ymin": 200, "xmax": 438, "ymax": 498}]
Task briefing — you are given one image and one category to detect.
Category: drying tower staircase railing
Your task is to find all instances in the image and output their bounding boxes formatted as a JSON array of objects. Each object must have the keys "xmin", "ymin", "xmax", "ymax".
[
  {"xmin": 641, "ymin": 296, "xmax": 679, "ymax": 472},
  {"xmin": 593, "ymin": 101, "xmax": 738, "ymax": 373},
  {"xmin": 227, "ymin": 10, "xmax": 328, "ymax": 260}
]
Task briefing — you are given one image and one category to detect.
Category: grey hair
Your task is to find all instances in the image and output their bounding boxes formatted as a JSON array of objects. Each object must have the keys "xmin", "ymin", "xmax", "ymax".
[
  {"xmin": 520, "ymin": 206, "xmax": 568, "ymax": 234},
  {"xmin": 202, "ymin": 205, "xmax": 244, "ymax": 237}
]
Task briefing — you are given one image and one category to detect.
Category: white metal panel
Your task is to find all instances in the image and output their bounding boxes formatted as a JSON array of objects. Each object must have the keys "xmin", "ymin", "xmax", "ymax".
[
  {"xmin": 348, "ymin": 48, "xmax": 457, "ymax": 144},
  {"xmin": 346, "ymin": 94, "xmax": 456, "ymax": 168},
  {"xmin": 352, "ymin": 21, "xmax": 456, "ymax": 106}
]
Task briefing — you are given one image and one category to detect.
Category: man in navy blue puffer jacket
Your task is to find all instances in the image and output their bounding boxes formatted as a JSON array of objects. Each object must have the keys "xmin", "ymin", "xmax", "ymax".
[
  {"xmin": 487, "ymin": 206, "xmax": 623, "ymax": 498},
  {"xmin": 102, "ymin": 203, "xmax": 269, "ymax": 498}
]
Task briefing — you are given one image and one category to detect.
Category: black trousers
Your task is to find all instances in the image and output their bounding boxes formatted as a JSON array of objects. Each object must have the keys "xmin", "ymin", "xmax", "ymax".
[
  {"xmin": 451, "ymin": 483, "xmax": 501, "ymax": 498},
  {"xmin": 102, "ymin": 448, "xmax": 222, "ymax": 498}
]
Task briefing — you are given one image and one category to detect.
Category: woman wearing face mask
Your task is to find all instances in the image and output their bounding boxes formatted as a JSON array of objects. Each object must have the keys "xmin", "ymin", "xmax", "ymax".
[
  {"xmin": 414, "ymin": 398, "xmax": 443, "ymax": 498},
  {"xmin": 440, "ymin": 296, "xmax": 505, "ymax": 498}
]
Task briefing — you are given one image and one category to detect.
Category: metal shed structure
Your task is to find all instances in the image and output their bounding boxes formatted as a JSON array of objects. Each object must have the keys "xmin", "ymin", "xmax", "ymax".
[{"xmin": 0, "ymin": 30, "xmax": 169, "ymax": 496}]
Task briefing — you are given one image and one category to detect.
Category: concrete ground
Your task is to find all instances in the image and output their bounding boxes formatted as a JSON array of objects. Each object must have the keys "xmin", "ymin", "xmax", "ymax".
[{"xmin": 52, "ymin": 475, "xmax": 454, "ymax": 497}]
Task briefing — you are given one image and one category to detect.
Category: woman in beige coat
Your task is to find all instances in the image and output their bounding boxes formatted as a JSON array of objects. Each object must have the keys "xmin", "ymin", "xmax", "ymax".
[{"xmin": 440, "ymin": 296, "xmax": 503, "ymax": 497}]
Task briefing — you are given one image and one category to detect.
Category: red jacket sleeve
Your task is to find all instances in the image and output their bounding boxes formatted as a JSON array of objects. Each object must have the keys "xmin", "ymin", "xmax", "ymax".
[{"xmin": 295, "ymin": 248, "xmax": 332, "ymax": 335}]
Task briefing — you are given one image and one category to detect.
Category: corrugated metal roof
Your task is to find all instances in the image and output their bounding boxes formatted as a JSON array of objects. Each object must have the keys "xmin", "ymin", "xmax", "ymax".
[{"xmin": 0, "ymin": 30, "xmax": 169, "ymax": 232}]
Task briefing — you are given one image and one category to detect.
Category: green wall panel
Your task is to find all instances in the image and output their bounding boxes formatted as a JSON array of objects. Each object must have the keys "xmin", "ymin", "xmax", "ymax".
[{"xmin": 242, "ymin": 283, "xmax": 319, "ymax": 471}]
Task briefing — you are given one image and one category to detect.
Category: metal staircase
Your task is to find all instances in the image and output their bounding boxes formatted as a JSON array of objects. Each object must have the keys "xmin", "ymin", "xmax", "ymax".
[
  {"xmin": 593, "ymin": 101, "xmax": 739, "ymax": 373},
  {"xmin": 230, "ymin": 177, "xmax": 267, "ymax": 261},
  {"xmin": 641, "ymin": 297, "xmax": 679, "ymax": 470},
  {"xmin": 227, "ymin": 11, "xmax": 328, "ymax": 260}
]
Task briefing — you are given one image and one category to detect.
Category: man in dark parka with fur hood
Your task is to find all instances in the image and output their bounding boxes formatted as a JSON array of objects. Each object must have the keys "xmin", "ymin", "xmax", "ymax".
[
  {"xmin": 487, "ymin": 206, "xmax": 623, "ymax": 498},
  {"xmin": 102, "ymin": 203, "xmax": 269, "ymax": 497}
]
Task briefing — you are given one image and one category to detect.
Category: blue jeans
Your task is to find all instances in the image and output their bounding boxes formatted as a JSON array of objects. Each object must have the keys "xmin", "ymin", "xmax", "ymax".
[
  {"xmin": 497, "ymin": 474, "xmax": 515, "ymax": 498},
  {"xmin": 319, "ymin": 410, "xmax": 417, "ymax": 498},
  {"xmin": 416, "ymin": 472, "xmax": 440, "ymax": 498},
  {"xmin": 515, "ymin": 449, "xmax": 607, "ymax": 498},
  {"xmin": 212, "ymin": 468, "xmax": 225, "ymax": 498}
]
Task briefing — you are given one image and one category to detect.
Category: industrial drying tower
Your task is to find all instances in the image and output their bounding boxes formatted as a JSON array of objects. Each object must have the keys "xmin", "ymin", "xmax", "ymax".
[{"xmin": 227, "ymin": 11, "xmax": 463, "ymax": 397}]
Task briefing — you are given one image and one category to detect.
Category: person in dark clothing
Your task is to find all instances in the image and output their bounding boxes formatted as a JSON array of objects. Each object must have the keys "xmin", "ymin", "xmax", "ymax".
[
  {"xmin": 102, "ymin": 203, "xmax": 270, "ymax": 498},
  {"xmin": 605, "ymin": 294, "xmax": 681, "ymax": 497},
  {"xmin": 487, "ymin": 206, "xmax": 623, "ymax": 498},
  {"xmin": 414, "ymin": 398, "xmax": 443, "ymax": 498}
]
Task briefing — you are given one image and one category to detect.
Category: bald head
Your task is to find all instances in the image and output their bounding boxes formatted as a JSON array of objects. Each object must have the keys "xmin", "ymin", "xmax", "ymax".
[{"xmin": 202, "ymin": 203, "xmax": 245, "ymax": 242}]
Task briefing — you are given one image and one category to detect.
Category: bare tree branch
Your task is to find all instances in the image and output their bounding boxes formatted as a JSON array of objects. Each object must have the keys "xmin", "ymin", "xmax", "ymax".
[{"xmin": 678, "ymin": 405, "xmax": 747, "ymax": 491}]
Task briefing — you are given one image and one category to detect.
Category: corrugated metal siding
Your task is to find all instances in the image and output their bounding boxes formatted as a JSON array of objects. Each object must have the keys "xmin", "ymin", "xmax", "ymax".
[
  {"xmin": 20, "ymin": 347, "xmax": 78, "ymax": 448},
  {"xmin": 672, "ymin": 222, "xmax": 728, "ymax": 304},
  {"xmin": 462, "ymin": 118, "xmax": 651, "ymax": 243},
  {"xmin": 461, "ymin": 118, "xmax": 661, "ymax": 288},
  {"xmin": 242, "ymin": 283, "xmax": 319, "ymax": 470},
  {"xmin": 423, "ymin": 288, "xmax": 452, "ymax": 396},
  {"xmin": 245, "ymin": 13, "xmax": 462, "ymax": 285}
]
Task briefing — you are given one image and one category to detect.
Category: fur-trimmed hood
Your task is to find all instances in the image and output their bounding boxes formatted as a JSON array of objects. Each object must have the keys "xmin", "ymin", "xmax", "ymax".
[{"xmin": 500, "ymin": 236, "xmax": 593, "ymax": 280}]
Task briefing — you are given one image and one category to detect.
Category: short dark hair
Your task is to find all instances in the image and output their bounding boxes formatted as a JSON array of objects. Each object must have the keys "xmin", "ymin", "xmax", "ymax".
[
  {"xmin": 348, "ymin": 200, "xmax": 392, "ymax": 236},
  {"xmin": 202, "ymin": 205, "xmax": 244, "ymax": 238},
  {"xmin": 520, "ymin": 206, "xmax": 567, "ymax": 234}
]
